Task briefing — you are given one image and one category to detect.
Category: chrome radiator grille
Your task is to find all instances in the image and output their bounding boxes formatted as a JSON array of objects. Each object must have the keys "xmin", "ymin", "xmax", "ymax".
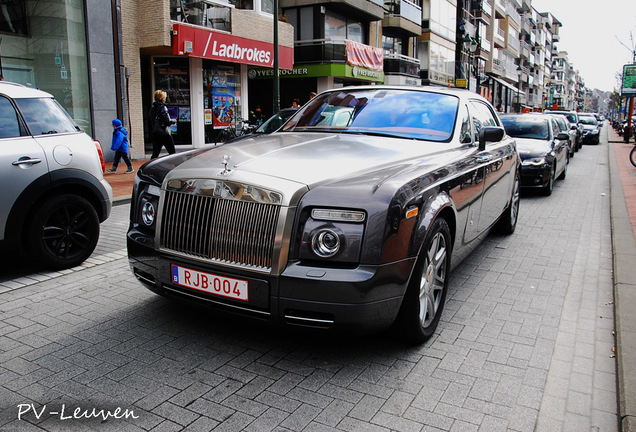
[{"xmin": 160, "ymin": 190, "xmax": 281, "ymax": 271}]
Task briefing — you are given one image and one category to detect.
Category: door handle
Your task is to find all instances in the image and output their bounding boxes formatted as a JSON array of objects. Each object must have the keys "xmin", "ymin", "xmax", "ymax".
[{"xmin": 12, "ymin": 158, "xmax": 42, "ymax": 166}]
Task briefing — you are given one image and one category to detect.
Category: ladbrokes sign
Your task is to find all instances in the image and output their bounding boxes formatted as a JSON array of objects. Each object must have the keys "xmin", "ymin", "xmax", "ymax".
[{"xmin": 172, "ymin": 23, "xmax": 293, "ymax": 69}]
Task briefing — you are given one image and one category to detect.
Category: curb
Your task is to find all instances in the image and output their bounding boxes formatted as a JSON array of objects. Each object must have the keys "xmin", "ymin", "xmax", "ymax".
[
  {"xmin": 607, "ymin": 130, "xmax": 636, "ymax": 432},
  {"xmin": 113, "ymin": 195, "xmax": 132, "ymax": 206}
]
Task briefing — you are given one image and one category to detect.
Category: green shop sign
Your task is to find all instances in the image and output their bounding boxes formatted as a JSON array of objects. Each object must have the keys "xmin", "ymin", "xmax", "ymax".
[{"xmin": 248, "ymin": 64, "xmax": 384, "ymax": 83}]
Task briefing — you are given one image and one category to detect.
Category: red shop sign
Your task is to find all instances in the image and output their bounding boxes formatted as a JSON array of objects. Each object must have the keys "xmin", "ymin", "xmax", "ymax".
[{"xmin": 172, "ymin": 23, "xmax": 293, "ymax": 69}]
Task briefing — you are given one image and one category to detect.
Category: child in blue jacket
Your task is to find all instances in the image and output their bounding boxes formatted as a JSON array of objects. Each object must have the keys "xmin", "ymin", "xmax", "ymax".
[{"xmin": 107, "ymin": 119, "xmax": 134, "ymax": 173}]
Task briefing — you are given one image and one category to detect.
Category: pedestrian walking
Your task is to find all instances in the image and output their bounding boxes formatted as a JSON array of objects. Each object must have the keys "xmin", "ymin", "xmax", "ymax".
[
  {"xmin": 149, "ymin": 89, "xmax": 176, "ymax": 159},
  {"xmin": 107, "ymin": 119, "xmax": 134, "ymax": 173}
]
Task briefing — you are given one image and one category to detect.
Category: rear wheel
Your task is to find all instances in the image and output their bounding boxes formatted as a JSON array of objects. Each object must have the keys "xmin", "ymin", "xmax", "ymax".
[
  {"xmin": 630, "ymin": 146, "xmax": 636, "ymax": 168},
  {"xmin": 26, "ymin": 194, "xmax": 100, "ymax": 270},
  {"xmin": 395, "ymin": 218, "xmax": 451, "ymax": 344}
]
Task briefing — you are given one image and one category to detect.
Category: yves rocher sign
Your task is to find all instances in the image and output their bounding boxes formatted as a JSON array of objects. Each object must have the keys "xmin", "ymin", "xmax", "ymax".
[{"xmin": 172, "ymin": 23, "xmax": 293, "ymax": 69}]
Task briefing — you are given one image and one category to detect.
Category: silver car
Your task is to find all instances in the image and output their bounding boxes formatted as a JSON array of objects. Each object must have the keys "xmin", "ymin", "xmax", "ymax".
[
  {"xmin": 0, "ymin": 82, "xmax": 112, "ymax": 269},
  {"xmin": 127, "ymin": 86, "xmax": 520, "ymax": 343}
]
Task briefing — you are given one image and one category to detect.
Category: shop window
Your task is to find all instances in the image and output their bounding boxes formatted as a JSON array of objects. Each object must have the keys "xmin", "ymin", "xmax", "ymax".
[
  {"xmin": 0, "ymin": 0, "xmax": 92, "ymax": 135},
  {"xmin": 154, "ymin": 57, "xmax": 191, "ymax": 145},
  {"xmin": 202, "ymin": 61, "xmax": 241, "ymax": 144}
]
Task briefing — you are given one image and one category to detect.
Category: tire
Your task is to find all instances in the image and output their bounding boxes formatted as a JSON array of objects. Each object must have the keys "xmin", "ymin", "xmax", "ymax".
[
  {"xmin": 395, "ymin": 218, "xmax": 451, "ymax": 344},
  {"xmin": 26, "ymin": 194, "xmax": 100, "ymax": 270},
  {"xmin": 630, "ymin": 146, "xmax": 636, "ymax": 168},
  {"xmin": 558, "ymin": 157, "xmax": 567, "ymax": 180},
  {"xmin": 496, "ymin": 167, "xmax": 520, "ymax": 235},
  {"xmin": 542, "ymin": 166, "xmax": 555, "ymax": 196}
]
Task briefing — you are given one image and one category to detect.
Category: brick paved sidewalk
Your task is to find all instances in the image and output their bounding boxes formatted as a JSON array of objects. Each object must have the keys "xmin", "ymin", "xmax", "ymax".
[{"xmin": 103, "ymin": 159, "xmax": 149, "ymax": 199}]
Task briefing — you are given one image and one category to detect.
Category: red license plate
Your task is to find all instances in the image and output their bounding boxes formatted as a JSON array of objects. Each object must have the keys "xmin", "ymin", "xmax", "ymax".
[{"xmin": 171, "ymin": 264, "xmax": 248, "ymax": 301}]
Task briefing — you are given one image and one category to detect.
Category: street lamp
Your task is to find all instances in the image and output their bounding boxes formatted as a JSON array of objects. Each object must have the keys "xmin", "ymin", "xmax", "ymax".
[
  {"xmin": 462, "ymin": 34, "xmax": 478, "ymax": 92},
  {"xmin": 516, "ymin": 64, "xmax": 523, "ymax": 113}
]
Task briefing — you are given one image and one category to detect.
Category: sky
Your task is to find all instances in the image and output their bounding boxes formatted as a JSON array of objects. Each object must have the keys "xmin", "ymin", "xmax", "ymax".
[{"xmin": 530, "ymin": 0, "xmax": 636, "ymax": 92}]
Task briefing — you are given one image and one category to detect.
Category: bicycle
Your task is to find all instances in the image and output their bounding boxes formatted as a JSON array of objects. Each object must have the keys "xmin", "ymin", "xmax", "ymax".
[
  {"xmin": 630, "ymin": 144, "xmax": 636, "ymax": 167},
  {"xmin": 217, "ymin": 112, "xmax": 249, "ymax": 143}
]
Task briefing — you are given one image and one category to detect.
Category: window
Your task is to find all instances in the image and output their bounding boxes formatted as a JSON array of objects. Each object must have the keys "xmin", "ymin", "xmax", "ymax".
[
  {"xmin": 325, "ymin": 11, "xmax": 364, "ymax": 43},
  {"xmin": 0, "ymin": 97, "xmax": 21, "ymax": 138},
  {"xmin": 458, "ymin": 104, "xmax": 472, "ymax": 144},
  {"xmin": 283, "ymin": 89, "xmax": 459, "ymax": 142},
  {"xmin": 469, "ymin": 101, "xmax": 498, "ymax": 141},
  {"xmin": 16, "ymin": 98, "xmax": 78, "ymax": 136}
]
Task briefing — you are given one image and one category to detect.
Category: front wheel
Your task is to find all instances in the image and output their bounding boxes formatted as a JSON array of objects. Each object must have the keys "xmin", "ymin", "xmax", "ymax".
[
  {"xmin": 26, "ymin": 194, "xmax": 100, "ymax": 270},
  {"xmin": 630, "ymin": 146, "xmax": 636, "ymax": 168},
  {"xmin": 496, "ymin": 167, "xmax": 520, "ymax": 235},
  {"xmin": 394, "ymin": 218, "xmax": 451, "ymax": 344},
  {"xmin": 542, "ymin": 166, "xmax": 555, "ymax": 196}
]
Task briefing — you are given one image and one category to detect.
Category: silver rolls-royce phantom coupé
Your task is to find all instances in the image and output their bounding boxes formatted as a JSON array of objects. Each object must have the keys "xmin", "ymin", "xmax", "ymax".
[{"xmin": 127, "ymin": 86, "xmax": 520, "ymax": 343}]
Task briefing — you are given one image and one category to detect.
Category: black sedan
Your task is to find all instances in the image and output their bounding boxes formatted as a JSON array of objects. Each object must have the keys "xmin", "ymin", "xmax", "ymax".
[
  {"xmin": 127, "ymin": 86, "xmax": 520, "ymax": 343},
  {"xmin": 501, "ymin": 114, "xmax": 569, "ymax": 196}
]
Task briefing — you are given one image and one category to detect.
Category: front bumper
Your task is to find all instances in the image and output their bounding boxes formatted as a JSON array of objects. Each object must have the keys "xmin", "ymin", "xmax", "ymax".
[
  {"xmin": 520, "ymin": 164, "xmax": 551, "ymax": 188},
  {"xmin": 127, "ymin": 229, "xmax": 414, "ymax": 333}
]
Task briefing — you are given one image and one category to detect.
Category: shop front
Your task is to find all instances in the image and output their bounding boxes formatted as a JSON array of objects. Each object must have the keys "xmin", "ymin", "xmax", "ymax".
[
  {"xmin": 142, "ymin": 23, "xmax": 293, "ymax": 151},
  {"xmin": 247, "ymin": 40, "xmax": 385, "ymax": 118},
  {"xmin": 0, "ymin": 0, "xmax": 93, "ymax": 135}
]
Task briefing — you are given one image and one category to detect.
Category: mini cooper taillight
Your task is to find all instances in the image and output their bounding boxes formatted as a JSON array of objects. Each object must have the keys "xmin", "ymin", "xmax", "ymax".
[{"xmin": 94, "ymin": 139, "xmax": 106, "ymax": 173}]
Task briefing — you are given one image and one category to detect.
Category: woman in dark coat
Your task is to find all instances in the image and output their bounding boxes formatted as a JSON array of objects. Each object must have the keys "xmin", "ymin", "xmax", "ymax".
[{"xmin": 148, "ymin": 89, "xmax": 176, "ymax": 159}]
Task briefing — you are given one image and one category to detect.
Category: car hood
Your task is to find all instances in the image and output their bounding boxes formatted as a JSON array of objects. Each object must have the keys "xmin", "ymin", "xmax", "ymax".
[
  {"xmin": 513, "ymin": 138, "xmax": 552, "ymax": 158},
  {"xmin": 160, "ymin": 132, "xmax": 461, "ymax": 200}
]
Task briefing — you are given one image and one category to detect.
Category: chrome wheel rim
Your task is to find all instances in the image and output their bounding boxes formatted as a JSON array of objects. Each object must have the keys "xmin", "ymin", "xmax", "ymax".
[
  {"xmin": 419, "ymin": 232, "xmax": 447, "ymax": 327},
  {"xmin": 511, "ymin": 175, "xmax": 520, "ymax": 225}
]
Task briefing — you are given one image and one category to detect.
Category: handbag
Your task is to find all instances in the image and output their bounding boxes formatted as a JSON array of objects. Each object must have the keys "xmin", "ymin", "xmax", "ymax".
[{"xmin": 151, "ymin": 116, "xmax": 165, "ymax": 135}]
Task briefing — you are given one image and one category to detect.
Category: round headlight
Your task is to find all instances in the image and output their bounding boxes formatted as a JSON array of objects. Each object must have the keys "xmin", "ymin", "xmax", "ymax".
[
  {"xmin": 141, "ymin": 201, "xmax": 156, "ymax": 226},
  {"xmin": 311, "ymin": 229, "xmax": 340, "ymax": 258}
]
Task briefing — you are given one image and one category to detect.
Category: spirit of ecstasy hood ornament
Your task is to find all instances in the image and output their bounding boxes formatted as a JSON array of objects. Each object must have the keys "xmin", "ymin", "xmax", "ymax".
[{"xmin": 220, "ymin": 154, "xmax": 231, "ymax": 175}]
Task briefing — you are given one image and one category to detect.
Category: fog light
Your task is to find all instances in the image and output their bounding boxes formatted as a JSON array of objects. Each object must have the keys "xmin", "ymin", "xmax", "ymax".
[
  {"xmin": 311, "ymin": 229, "xmax": 340, "ymax": 258},
  {"xmin": 141, "ymin": 201, "xmax": 156, "ymax": 226}
]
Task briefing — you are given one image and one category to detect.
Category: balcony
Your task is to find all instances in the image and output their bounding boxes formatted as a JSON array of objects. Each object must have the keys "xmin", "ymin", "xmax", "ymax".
[
  {"xmin": 519, "ymin": 0, "xmax": 531, "ymax": 12},
  {"xmin": 506, "ymin": 34, "xmax": 520, "ymax": 54},
  {"xmin": 382, "ymin": 0, "xmax": 422, "ymax": 36},
  {"xmin": 489, "ymin": 58, "xmax": 505, "ymax": 76},
  {"xmin": 171, "ymin": 0, "xmax": 232, "ymax": 32},
  {"xmin": 384, "ymin": 52, "xmax": 420, "ymax": 77},
  {"xmin": 494, "ymin": 26, "xmax": 506, "ymax": 48},
  {"xmin": 280, "ymin": 0, "xmax": 384, "ymax": 20},
  {"xmin": 520, "ymin": 41, "xmax": 530, "ymax": 59},
  {"xmin": 294, "ymin": 39, "xmax": 347, "ymax": 64}
]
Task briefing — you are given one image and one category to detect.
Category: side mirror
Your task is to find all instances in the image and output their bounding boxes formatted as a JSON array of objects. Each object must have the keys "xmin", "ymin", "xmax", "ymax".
[
  {"xmin": 478, "ymin": 126, "xmax": 505, "ymax": 151},
  {"xmin": 570, "ymin": 125, "xmax": 577, "ymax": 130},
  {"xmin": 556, "ymin": 132, "xmax": 569, "ymax": 141}
]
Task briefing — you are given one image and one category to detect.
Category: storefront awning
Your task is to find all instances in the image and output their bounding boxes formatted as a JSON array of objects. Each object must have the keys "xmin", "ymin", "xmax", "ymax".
[{"xmin": 488, "ymin": 75, "xmax": 521, "ymax": 94}]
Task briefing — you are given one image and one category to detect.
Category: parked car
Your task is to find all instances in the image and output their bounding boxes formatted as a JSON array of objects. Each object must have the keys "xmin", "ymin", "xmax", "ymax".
[
  {"xmin": 550, "ymin": 114, "xmax": 577, "ymax": 158},
  {"xmin": 0, "ymin": 81, "xmax": 112, "ymax": 269},
  {"xmin": 545, "ymin": 110, "xmax": 583, "ymax": 151},
  {"xmin": 127, "ymin": 86, "xmax": 520, "ymax": 343},
  {"xmin": 578, "ymin": 113, "xmax": 600, "ymax": 145},
  {"xmin": 501, "ymin": 113, "xmax": 568, "ymax": 195}
]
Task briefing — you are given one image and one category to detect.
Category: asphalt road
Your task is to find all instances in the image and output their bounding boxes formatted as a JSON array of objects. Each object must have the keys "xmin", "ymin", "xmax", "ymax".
[{"xmin": 0, "ymin": 129, "xmax": 618, "ymax": 431}]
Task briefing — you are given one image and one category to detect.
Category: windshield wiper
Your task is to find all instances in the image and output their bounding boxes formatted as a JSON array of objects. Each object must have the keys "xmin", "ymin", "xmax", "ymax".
[{"xmin": 42, "ymin": 130, "xmax": 58, "ymax": 135}]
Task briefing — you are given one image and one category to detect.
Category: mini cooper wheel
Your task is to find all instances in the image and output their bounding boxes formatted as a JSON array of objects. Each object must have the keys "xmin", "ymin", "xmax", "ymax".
[
  {"xmin": 396, "ymin": 218, "xmax": 451, "ymax": 344},
  {"xmin": 26, "ymin": 194, "xmax": 100, "ymax": 270}
]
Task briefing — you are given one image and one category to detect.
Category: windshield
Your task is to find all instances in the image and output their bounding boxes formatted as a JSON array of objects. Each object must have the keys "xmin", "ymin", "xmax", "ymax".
[
  {"xmin": 282, "ymin": 89, "xmax": 459, "ymax": 142},
  {"xmin": 578, "ymin": 116, "xmax": 597, "ymax": 126},
  {"xmin": 16, "ymin": 98, "xmax": 79, "ymax": 135},
  {"xmin": 501, "ymin": 116, "xmax": 549, "ymax": 140}
]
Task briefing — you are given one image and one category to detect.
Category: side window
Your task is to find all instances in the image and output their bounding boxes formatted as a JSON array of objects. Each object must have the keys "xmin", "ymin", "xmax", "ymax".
[
  {"xmin": 551, "ymin": 118, "xmax": 560, "ymax": 136},
  {"xmin": 469, "ymin": 101, "xmax": 498, "ymax": 142},
  {"xmin": 458, "ymin": 104, "xmax": 472, "ymax": 144},
  {"xmin": 0, "ymin": 97, "xmax": 21, "ymax": 139}
]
